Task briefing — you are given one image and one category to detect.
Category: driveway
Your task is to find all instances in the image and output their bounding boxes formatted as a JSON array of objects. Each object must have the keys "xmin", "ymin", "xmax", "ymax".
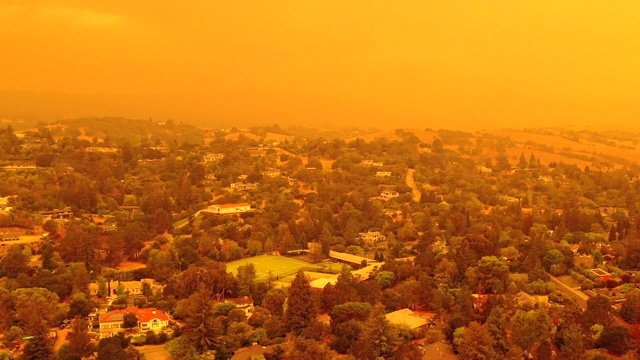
[
  {"xmin": 423, "ymin": 341, "xmax": 458, "ymax": 360},
  {"xmin": 137, "ymin": 344, "xmax": 172, "ymax": 360}
]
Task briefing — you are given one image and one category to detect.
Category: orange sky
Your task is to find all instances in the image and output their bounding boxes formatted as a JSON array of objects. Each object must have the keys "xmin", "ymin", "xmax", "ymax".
[{"xmin": 1, "ymin": 1, "xmax": 639, "ymax": 130}]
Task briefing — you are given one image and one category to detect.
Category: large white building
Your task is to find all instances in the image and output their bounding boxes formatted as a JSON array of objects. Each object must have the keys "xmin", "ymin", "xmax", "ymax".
[
  {"xmin": 207, "ymin": 203, "xmax": 251, "ymax": 214},
  {"xmin": 99, "ymin": 307, "xmax": 169, "ymax": 338}
]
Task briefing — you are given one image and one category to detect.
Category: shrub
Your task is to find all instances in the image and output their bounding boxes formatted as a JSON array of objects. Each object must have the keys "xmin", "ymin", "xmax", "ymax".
[
  {"xmin": 582, "ymin": 279, "xmax": 594, "ymax": 290},
  {"xmin": 425, "ymin": 330, "xmax": 444, "ymax": 344}
]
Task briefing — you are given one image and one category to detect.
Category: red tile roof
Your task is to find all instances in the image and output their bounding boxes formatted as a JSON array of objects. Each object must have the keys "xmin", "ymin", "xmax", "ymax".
[
  {"xmin": 136, "ymin": 307, "xmax": 169, "ymax": 323},
  {"xmin": 99, "ymin": 307, "xmax": 169, "ymax": 324}
]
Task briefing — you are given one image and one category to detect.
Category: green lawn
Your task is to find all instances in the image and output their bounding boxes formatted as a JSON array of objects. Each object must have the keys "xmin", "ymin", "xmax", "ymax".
[
  {"xmin": 172, "ymin": 218, "xmax": 188, "ymax": 228},
  {"xmin": 557, "ymin": 275, "xmax": 582, "ymax": 288},
  {"xmin": 226, "ymin": 255, "xmax": 323, "ymax": 283}
]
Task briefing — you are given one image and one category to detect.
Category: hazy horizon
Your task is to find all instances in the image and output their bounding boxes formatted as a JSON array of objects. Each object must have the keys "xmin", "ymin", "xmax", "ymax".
[{"xmin": 2, "ymin": 1, "xmax": 639, "ymax": 131}]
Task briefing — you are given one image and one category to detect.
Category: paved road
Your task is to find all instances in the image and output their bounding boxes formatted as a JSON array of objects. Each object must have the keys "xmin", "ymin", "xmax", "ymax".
[
  {"xmin": 406, "ymin": 168, "xmax": 422, "ymax": 202},
  {"xmin": 137, "ymin": 344, "xmax": 172, "ymax": 360},
  {"xmin": 0, "ymin": 235, "xmax": 42, "ymax": 245},
  {"xmin": 423, "ymin": 341, "xmax": 458, "ymax": 360},
  {"xmin": 52, "ymin": 327, "xmax": 70, "ymax": 352},
  {"xmin": 548, "ymin": 274, "xmax": 588, "ymax": 309}
]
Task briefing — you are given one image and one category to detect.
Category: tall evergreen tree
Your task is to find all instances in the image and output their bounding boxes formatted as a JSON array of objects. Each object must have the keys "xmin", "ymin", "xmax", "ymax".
[
  {"xmin": 184, "ymin": 284, "xmax": 222, "ymax": 353},
  {"xmin": 584, "ymin": 294, "xmax": 614, "ymax": 330},
  {"xmin": 457, "ymin": 322, "xmax": 496, "ymax": 360},
  {"xmin": 284, "ymin": 270, "xmax": 317, "ymax": 335},
  {"xmin": 351, "ymin": 303, "xmax": 397, "ymax": 360},
  {"xmin": 21, "ymin": 336, "xmax": 54, "ymax": 360},
  {"xmin": 487, "ymin": 306, "xmax": 509, "ymax": 356},
  {"xmin": 620, "ymin": 289, "xmax": 640, "ymax": 324},
  {"xmin": 236, "ymin": 263, "xmax": 257, "ymax": 297},
  {"xmin": 558, "ymin": 325, "xmax": 585, "ymax": 360},
  {"xmin": 61, "ymin": 318, "xmax": 95, "ymax": 360},
  {"xmin": 320, "ymin": 224, "xmax": 332, "ymax": 258}
]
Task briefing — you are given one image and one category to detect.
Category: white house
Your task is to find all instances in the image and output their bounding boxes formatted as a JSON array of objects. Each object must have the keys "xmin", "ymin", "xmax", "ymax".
[
  {"xmin": 203, "ymin": 153, "xmax": 225, "ymax": 162},
  {"xmin": 89, "ymin": 279, "xmax": 164, "ymax": 297},
  {"xmin": 385, "ymin": 309, "xmax": 428, "ymax": 329},
  {"xmin": 85, "ymin": 147, "xmax": 118, "ymax": 153},
  {"xmin": 261, "ymin": 170, "xmax": 281, "ymax": 178},
  {"xmin": 358, "ymin": 231, "xmax": 386, "ymax": 245},
  {"xmin": 99, "ymin": 307, "xmax": 169, "ymax": 337},
  {"xmin": 230, "ymin": 183, "xmax": 258, "ymax": 191},
  {"xmin": 380, "ymin": 190, "xmax": 399, "ymax": 200},
  {"xmin": 207, "ymin": 203, "xmax": 251, "ymax": 214},
  {"xmin": 362, "ymin": 160, "xmax": 384, "ymax": 167}
]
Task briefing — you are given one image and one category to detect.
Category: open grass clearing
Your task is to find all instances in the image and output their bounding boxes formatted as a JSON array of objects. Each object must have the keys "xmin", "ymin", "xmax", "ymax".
[
  {"xmin": 557, "ymin": 275, "xmax": 582, "ymax": 288},
  {"xmin": 226, "ymin": 255, "xmax": 323, "ymax": 282}
]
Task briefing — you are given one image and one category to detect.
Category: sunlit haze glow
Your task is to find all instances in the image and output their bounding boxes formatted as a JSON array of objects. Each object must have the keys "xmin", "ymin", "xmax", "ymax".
[{"xmin": 1, "ymin": 1, "xmax": 639, "ymax": 130}]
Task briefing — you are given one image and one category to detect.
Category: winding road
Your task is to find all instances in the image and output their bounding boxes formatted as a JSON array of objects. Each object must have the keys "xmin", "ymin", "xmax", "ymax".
[{"xmin": 406, "ymin": 169, "xmax": 422, "ymax": 202}]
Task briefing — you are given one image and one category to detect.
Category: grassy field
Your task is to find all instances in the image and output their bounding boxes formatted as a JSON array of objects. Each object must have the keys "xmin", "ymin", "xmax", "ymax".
[
  {"xmin": 557, "ymin": 275, "xmax": 582, "ymax": 288},
  {"xmin": 226, "ymin": 256, "xmax": 348, "ymax": 286},
  {"xmin": 226, "ymin": 255, "xmax": 325, "ymax": 282}
]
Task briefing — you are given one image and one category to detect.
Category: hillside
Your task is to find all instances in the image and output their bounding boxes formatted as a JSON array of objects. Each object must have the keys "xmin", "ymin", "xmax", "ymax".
[
  {"xmin": 25, "ymin": 117, "xmax": 206, "ymax": 145},
  {"xmin": 352, "ymin": 127, "xmax": 640, "ymax": 170}
]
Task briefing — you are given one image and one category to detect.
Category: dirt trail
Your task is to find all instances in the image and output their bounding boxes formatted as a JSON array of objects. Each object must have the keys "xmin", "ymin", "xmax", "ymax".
[{"xmin": 405, "ymin": 169, "xmax": 421, "ymax": 202}]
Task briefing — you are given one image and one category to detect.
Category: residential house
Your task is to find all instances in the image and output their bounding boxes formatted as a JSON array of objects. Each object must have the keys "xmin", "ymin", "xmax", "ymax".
[
  {"xmin": 589, "ymin": 268, "xmax": 611, "ymax": 282},
  {"xmin": 89, "ymin": 278, "xmax": 164, "ymax": 297},
  {"xmin": 362, "ymin": 160, "xmax": 384, "ymax": 167},
  {"xmin": 383, "ymin": 209, "xmax": 402, "ymax": 218},
  {"xmin": 0, "ymin": 196, "xmax": 16, "ymax": 210},
  {"xmin": 40, "ymin": 210, "xmax": 73, "ymax": 220},
  {"xmin": 261, "ymin": 170, "xmax": 281, "ymax": 178},
  {"xmin": 248, "ymin": 145, "xmax": 271, "ymax": 152},
  {"xmin": 2, "ymin": 165, "xmax": 37, "ymax": 170},
  {"xmin": 599, "ymin": 207, "xmax": 628, "ymax": 218},
  {"xmin": 380, "ymin": 190, "xmax": 399, "ymax": 200},
  {"xmin": 358, "ymin": 231, "xmax": 386, "ymax": 245},
  {"xmin": 385, "ymin": 309, "xmax": 428, "ymax": 329},
  {"xmin": 310, "ymin": 277, "xmax": 338, "ymax": 290},
  {"xmin": 515, "ymin": 291, "xmax": 549, "ymax": 308},
  {"xmin": 85, "ymin": 147, "xmax": 118, "ymax": 153},
  {"xmin": 538, "ymin": 176, "xmax": 553, "ymax": 183},
  {"xmin": 137, "ymin": 159, "xmax": 162, "ymax": 166},
  {"xmin": 223, "ymin": 296, "xmax": 254, "ymax": 316},
  {"xmin": 203, "ymin": 153, "xmax": 225, "ymax": 162},
  {"xmin": 149, "ymin": 146, "xmax": 169, "ymax": 153},
  {"xmin": 230, "ymin": 182, "xmax": 258, "ymax": 191},
  {"xmin": 206, "ymin": 203, "xmax": 251, "ymax": 214},
  {"xmin": 98, "ymin": 307, "xmax": 169, "ymax": 337},
  {"xmin": 574, "ymin": 255, "xmax": 594, "ymax": 268},
  {"xmin": 376, "ymin": 171, "xmax": 392, "ymax": 177},
  {"xmin": 498, "ymin": 195, "xmax": 520, "ymax": 204}
]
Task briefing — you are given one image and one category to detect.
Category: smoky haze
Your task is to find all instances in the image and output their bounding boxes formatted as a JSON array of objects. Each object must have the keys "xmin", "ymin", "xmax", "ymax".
[{"xmin": 1, "ymin": 1, "xmax": 639, "ymax": 130}]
